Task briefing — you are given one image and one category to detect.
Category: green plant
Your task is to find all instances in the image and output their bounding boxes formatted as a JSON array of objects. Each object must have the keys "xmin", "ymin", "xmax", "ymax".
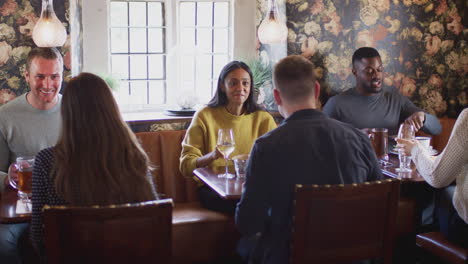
[
  {"xmin": 244, "ymin": 57, "xmax": 272, "ymax": 93},
  {"xmin": 95, "ymin": 73, "xmax": 122, "ymax": 92}
]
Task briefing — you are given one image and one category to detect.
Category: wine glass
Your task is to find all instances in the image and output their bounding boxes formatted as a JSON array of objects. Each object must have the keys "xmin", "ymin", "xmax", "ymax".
[
  {"xmin": 217, "ymin": 128, "xmax": 236, "ymax": 179},
  {"xmin": 396, "ymin": 123, "xmax": 415, "ymax": 173}
]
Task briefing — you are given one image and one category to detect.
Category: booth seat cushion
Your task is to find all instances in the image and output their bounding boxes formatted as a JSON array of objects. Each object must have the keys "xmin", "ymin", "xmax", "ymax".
[
  {"xmin": 416, "ymin": 232, "xmax": 467, "ymax": 264},
  {"xmin": 136, "ymin": 130, "xmax": 239, "ymax": 264},
  {"xmin": 173, "ymin": 202, "xmax": 239, "ymax": 264},
  {"xmin": 136, "ymin": 130, "xmax": 198, "ymax": 203}
]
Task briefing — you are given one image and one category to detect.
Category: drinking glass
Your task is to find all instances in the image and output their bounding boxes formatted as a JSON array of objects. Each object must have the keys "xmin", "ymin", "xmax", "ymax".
[
  {"xmin": 216, "ymin": 128, "xmax": 235, "ymax": 179},
  {"xmin": 396, "ymin": 123, "xmax": 415, "ymax": 172},
  {"xmin": 8, "ymin": 156, "xmax": 34, "ymax": 207}
]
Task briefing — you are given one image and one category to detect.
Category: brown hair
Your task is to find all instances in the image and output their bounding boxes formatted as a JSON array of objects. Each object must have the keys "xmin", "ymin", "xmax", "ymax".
[
  {"xmin": 53, "ymin": 72, "xmax": 155, "ymax": 205},
  {"xmin": 26, "ymin": 47, "xmax": 63, "ymax": 72},
  {"xmin": 273, "ymin": 55, "xmax": 317, "ymax": 102}
]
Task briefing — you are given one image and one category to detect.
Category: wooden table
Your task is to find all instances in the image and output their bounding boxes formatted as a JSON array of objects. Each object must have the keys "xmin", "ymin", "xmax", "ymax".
[
  {"xmin": 380, "ymin": 154, "xmax": 425, "ymax": 182},
  {"xmin": 194, "ymin": 153, "xmax": 426, "ymax": 201},
  {"xmin": 0, "ymin": 186, "xmax": 31, "ymax": 224},
  {"xmin": 193, "ymin": 167, "xmax": 245, "ymax": 200}
]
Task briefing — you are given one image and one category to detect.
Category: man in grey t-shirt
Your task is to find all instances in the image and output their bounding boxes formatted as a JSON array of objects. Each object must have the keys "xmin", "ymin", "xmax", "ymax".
[
  {"xmin": 323, "ymin": 47, "xmax": 441, "ymax": 136},
  {"xmin": 0, "ymin": 47, "xmax": 63, "ymax": 263}
]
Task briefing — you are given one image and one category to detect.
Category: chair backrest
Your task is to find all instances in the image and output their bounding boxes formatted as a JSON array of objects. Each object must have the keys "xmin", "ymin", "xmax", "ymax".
[
  {"xmin": 44, "ymin": 199, "xmax": 173, "ymax": 264},
  {"xmin": 290, "ymin": 179, "xmax": 400, "ymax": 264},
  {"xmin": 135, "ymin": 130, "xmax": 199, "ymax": 203},
  {"xmin": 416, "ymin": 117, "xmax": 456, "ymax": 152}
]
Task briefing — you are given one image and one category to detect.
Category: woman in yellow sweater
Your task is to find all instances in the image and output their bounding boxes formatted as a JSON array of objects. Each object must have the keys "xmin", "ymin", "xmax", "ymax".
[{"xmin": 180, "ymin": 61, "xmax": 277, "ymax": 213}]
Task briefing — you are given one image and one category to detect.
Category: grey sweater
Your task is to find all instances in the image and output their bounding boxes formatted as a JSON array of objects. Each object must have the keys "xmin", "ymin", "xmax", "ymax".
[
  {"xmin": 323, "ymin": 87, "xmax": 442, "ymax": 136},
  {"xmin": 0, "ymin": 94, "xmax": 61, "ymax": 190}
]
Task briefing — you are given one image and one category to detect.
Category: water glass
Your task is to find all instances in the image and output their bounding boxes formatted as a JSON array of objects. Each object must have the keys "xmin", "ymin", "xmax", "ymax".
[
  {"xmin": 234, "ymin": 158, "xmax": 248, "ymax": 178},
  {"xmin": 397, "ymin": 148, "xmax": 412, "ymax": 172},
  {"xmin": 396, "ymin": 123, "xmax": 415, "ymax": 173}
]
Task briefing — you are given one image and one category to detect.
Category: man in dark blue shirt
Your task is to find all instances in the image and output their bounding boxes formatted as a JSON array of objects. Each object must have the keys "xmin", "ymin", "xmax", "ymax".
[{"xmin": 235, "ymin": 55, "xmax": 383, "ymax": 264}]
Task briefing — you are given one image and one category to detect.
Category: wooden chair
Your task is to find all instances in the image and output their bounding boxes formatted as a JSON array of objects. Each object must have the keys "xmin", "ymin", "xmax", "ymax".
[
  {"xmin": 290, "ymin": 179, "xmax": 400, "ymax": 264},
  {"xmin": 416, "ymin": 232, "xmax": 467, "ymax": 264},
  {"xmin": 43, "ymin": 199, "xmax": 173, "ymax": 264}
]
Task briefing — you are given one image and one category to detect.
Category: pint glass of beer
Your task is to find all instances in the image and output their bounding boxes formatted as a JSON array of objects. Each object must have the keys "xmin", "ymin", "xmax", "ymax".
[
  {"xmin": 369, "ymin": 128, "xmax": 388, "ymax": 161},
  {"xmin": 8, "ymin": 156, "xmax": 34, "ymax": 202}
]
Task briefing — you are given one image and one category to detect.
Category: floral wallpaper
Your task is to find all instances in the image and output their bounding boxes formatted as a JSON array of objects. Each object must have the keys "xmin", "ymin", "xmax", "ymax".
[
  {"xmin": 256, "ymin": 0, "xmax": 467, "ymax": 117},
  {"xmin": 0, "ymin": 0, "xmax": 72, "ymax": 105}
]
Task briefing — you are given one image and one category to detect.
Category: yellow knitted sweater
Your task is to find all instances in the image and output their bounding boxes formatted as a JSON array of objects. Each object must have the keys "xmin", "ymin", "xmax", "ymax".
[{"xmin": 180, "ymin": 106, "xmax": 277, "ymax": 177}]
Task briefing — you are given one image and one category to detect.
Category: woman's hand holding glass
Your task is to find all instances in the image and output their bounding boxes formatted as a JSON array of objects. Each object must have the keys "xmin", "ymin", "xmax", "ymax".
[
  {"xmin": 396, "ymin": 123, "xmax": 415, "ymax": 172},
  {"xmin": 216, "ymin": 128, "xmax": 236, "ymax": 179}
]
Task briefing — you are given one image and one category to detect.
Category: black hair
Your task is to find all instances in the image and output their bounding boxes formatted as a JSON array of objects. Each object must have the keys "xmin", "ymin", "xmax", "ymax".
[
  {"xmin": 352, "ymin": 47, "xmax": 381, "ymax": 66},
  {"xmin": 207, "ymin": 61, "xmax": 260, "ymax": 114}
]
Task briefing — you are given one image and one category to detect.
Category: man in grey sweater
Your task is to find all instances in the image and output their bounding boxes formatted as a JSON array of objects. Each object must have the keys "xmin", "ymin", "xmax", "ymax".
[
  {"xmin": 0, "ymin": 47, "xmax": 63, "ymax": 264},
  {"xmin": 323, "ymin": 47, "xmax": 441, "ymax": 136}
]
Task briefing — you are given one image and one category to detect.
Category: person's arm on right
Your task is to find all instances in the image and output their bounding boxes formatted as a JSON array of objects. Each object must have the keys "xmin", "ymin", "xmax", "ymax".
[{"xmin": 410, "ymin": 109, "xmax": 468, "ymax": 188}]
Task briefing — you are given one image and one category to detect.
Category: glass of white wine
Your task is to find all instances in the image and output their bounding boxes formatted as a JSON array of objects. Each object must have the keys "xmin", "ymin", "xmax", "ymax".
[{"xmin": 217, "ymin": 128, "xmax": 236, "ymax": 179}]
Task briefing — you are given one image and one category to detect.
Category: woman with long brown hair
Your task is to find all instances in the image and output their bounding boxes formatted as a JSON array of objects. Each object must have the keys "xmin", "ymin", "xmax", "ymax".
[{"xmin": 30, "ymin": 73, "xmax": 157, "ymax": 252}]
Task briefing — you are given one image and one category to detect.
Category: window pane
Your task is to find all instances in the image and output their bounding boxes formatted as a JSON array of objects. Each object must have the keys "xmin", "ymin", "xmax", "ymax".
[
  {"xmin": 111, "ymin": 55, "xmax": 129, "ymax": 79},
  {"xmin": 180, "ymin": 2, "xmax": 195, "ymax": 26},
  {"xmin": 129, "ymin": 2, "xmax": 147, "ymax": 27},
  {"xmin": 114, "ymin": 81, "xmax": 130, "ymax": 105},
  {"xmin": 213, "ymin": 29, "xmax": 228, "ymax": 53},
  {"xmin": 180, "ymin": 28, "xmax": 195, "ymax": 50},
  {"xmin": 196, "ymin": 55, "xmax": 212, "ymax": 80},
  {"xmin": 197, "ymin": 28, "xmax": 212, "ymax": 53},
  {"xmin": 148, "ymin": 2, "xmax": 163, "ymax": 27},
  {"xmin": 129, "ymin": 28, "xmax": 147, "ymax": 53},
  {"xmin": 213, "ymin": 55, "xmax": 228, "ymax": 78},
  {"xmin": 148, "ymin": 55, "xmax": 164, "ymax": 79},
  {"xmin": 197, "ymin": 80, "xmax": 212, "ymax": 104},
  {"xmin": 211, "ymin": 80, "xmax": 218, "ymax": 98},
  {"xmin": 181, "ymin": 81, "xmax": 194, "ymax": 94},
  {"xmin": 110, "ymin": 28, "xmax": 128, "ymax": 53},
  {"xmin": 197, "ymin": 2, "xmax": 212, "ymax": 27},
  {"xmin": 180, "ymin": 55, "xmax": 195, "ymax": 82},
  {"xmin": 148, "ymin": 28, "xmax": 164, "ymax": 53},
  {"xmin": 129, "ymin": 81, "xmax": 148, "ymax": 104},
  {"xmin": 129, "ymin": 55, "xmax": 147, "ymax": 79},
  {"xmin": 148, "ymin": 81, "xmax": 165, "ymax": 104},
  {"xmin": 110, "ymin": 2, "xmax": 128, "ymax": 27},
  {"xmin": 214, "ymin": 2, "xmax": 229, "ymax": 27}
]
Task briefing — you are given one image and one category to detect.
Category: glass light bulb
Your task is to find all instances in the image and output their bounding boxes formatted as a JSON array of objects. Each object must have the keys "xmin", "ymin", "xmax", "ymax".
[
  {"xmin": 32, "ymin": 0, "xmax": 67, "ymax": 47},
  {"xmin": 257, "ymin": 0, "xmax": 288, "ymax": 44}
]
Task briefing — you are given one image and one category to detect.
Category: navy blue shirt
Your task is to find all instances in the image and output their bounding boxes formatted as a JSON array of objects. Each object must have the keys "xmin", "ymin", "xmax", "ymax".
[
  {"xmin": 323, "ymin": 87, "xmax": 441, "ymax": 135},
  {"xmin": 235, "ymin": 109, "xmax": 383, "ymax": 264}
]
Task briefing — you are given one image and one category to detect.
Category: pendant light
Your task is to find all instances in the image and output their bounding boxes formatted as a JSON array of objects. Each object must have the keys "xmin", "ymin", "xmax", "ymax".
[
  {"xmin": 32, "ymin": 0, "xmax": 67, "ymax": 47},
  {"xmin": 257, "ymin": 0, "xmax": 288, "ymax": 45}
]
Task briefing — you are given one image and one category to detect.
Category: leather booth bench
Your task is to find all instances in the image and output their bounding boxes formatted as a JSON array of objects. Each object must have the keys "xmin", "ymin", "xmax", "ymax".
[
  {"xmin": 417, "ymin": 117, "xmax": 457, "ymax": 153},
  {"xmin": 135, "ymin": 130, "xmax": 239, "ymax": 264}
]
